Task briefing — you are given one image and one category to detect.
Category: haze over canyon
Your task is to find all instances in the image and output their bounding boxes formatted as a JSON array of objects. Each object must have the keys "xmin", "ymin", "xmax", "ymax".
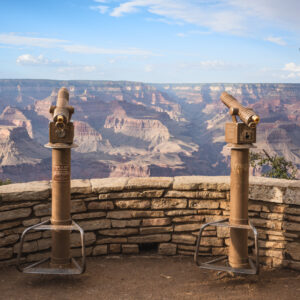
[{"xmin": 0, "ymin": 79, "xmax": 299, "ymax": 182}]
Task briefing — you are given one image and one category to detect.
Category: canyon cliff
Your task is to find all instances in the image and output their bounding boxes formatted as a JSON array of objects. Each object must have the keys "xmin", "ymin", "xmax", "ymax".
[{"xmin": 0, "ymin": 80, "xmax": 299, "ymax": 182}]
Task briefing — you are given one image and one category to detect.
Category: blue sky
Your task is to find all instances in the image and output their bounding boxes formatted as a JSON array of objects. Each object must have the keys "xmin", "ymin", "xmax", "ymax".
[{"xmin": 1, "ymin": 0, "xmax": 300, "ymax": 83}]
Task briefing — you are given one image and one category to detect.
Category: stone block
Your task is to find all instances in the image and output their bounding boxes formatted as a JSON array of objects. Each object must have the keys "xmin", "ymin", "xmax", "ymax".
[
  {"xmin": 284, "ymin": 187, "xmax": 300, "ymax": 205},
  {"xmin": 260, "ymin": 241, "xmax": 286, "ymax": 249},
  {"xmin": 260, "ymin": 212, "xmax": 284, "ymax": 221},
  {"xmin": 249, "ymin": 184, "xmax": 285, "ymax": 203},
  {"xmin": 91, "ymin": 177, "xmax": 128, "ymax": 193},
  {"xmin": 70, "ymin": 179, "xmax": 92, "ymax": 194},
  {"xmin": 126, "ymin": 177, "xmax": 172, "ymax": 190},
  {"xmin": 0, "ymin": 234, "xmax": 19, "ymax": 247},
  {"xmin": 111, "ymin": 219, "xmax": 141, "ymax": 228},
  {"xmin": 37, "ymin": 238, "xmax": 51, "ymax": 250},
  {"xmin": 107, "ymin": 211, "xmax": 132, "ymax": 219},
  {"xmin": 140, "ymin": 226, "xmax": 173, "ymax": 235},
  {"xmin": 24, "ymin": 232, "xmax": 41, "ymax": 241},
  {"xmin": 109, "ymin": 244, "xmax": 121, "ymax": 253},
  {"xmin": 115, "ymin": 200, "xmax": 151, "ymax": 209},
  {"xmin": 70, "ymin": 200, "xmax": 86, "ymax": 213},
  {"xmin": 130, "ymin": 211, "xmax": 164, "ymax": 218},
  {"xmin": 248, "ymin": 203, "xmax": 262, "ymax": 212},
  {"xmin": 283, "ymin": 222, "xmax": 300, "ymax": 232},
  {"xmin": 0, "ymin": 208, "xmax": 32, "ymax": 222},
  {"xmin": 71, "ymin": 232, "xmax": 96, "ymax": 247},
  {"xmin": 189, "ymin": 200, "xmax": 219, "ymax": 209},
  {"xmin": 285, "ymin": 207, "xmax": 300, "ymax": 215},
  {"xmin": 0, "ymin": 247, "xmax": 13, "ymax": 260},
  {"xmin": 99, "ymin": 228, "xmax": 138, "ymax": 236},
  {"xmin": 79, "ymin": 219, "xmax": 111, "ymax": 231},
  {"xmin": 200, "ymin": 237, "xmax": 223, "ymax": 247},
  {"xmin": 152, "ymin": 198, "xmax": 187, "ymax": 209},
  {"xmin": 165, "ymin": 210, "xmax": 197, "ymax": 216},
  {"xmin": 197, "ymin": 209, "xmax": 222, "ymax": 215},
  {"xmin": 0, "ymin": 202, "xmax": 36, "ymax": 212},
  {"xmin": 33, "ymin": 203, "xmax": 51, "ymax": 216},
  {"xmin": 0, "ymin": 181, "xmax": 50, "ymax": 201},
  {"xmin": 96, "ymin": 237, "xmax": 127, "ymax": 244},
  {"xmin": 93, "ymin": 245, "xmax": 108, "ymax": 256},
  {"xmin": 158, "ymin": 243, "xmax": 177, "ymax": 255},
  {"xmin": 173, "ymin": 176, "xmax": 230, "ymax": 191},
  {"xmin": 128, "ymin": 234, "xmax": 171, "ymax": 243},
  {"xmin": 142, "ymin": 218, "xmax": 171, "ymax": 226},
  {"xmin": 0, "ymin": 221, "xmax": 21, "ymax": 230},
  {"xmin": 14, "ymin": 240, "xmax": 38, "ymax": 253},
  {"xmin": 122, "ymin": 244, "xmax": 139, "ymax": 254},
  {"xmin": 88, "ymin": 201, "xmax": 114, "ymax": 210},
  {"xmin": 286, "ymin": 215, "xmax": 300, "ymax": 222},
  {"xmin": 217, "ymin": 226, "xmax": 229, "ymax": 238},
  {"xmin": 251, "ymin": 218, "xmax": 282, "ymax": 230},
  {"xmin": 260, "ymin": 249, "xmax": 284, "ymax": 259},
  {"xmin": 22, "ymin": 218, "xmax": 41, "ymax": 227},
  {"xmin": 174, "ymin": 223, "xmax": 202, "ymax": 232},
  {"xmin": 172, "ymin": 234, "xmax": 196, "ymax": 245},
  {"xmin": 72, "ymin": 212, "xmax": 106, "ymax": 220},
  {"xmin": 286, "ymin": 242, "xmax": 300, "ymax": 260},
  {"xmin": 212, "ymin": 247, "xmax": 228, "ymax": 256},
  {"xmin": 99, "ymin": 190, "xmax": 165, "ymax": 199},
  {"xmin": 72, "ymin": 247, "xmax": 93, "ymax": 257},
  {"xmin": 172, "ymin": 215, "xmax": 205, "ymax": 223}
]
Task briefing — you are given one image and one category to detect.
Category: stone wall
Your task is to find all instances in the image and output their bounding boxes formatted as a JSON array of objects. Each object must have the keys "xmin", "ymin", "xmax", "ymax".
[{"xmin": 0, "ymin": 176, "xmax": 299, "ymax": 271}]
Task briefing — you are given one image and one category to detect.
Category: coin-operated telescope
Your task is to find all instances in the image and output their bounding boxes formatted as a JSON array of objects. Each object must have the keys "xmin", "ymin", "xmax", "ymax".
[
  {"xmin": 17, "ymin": 88, "xmax": 86, "ymax": 275},
  {"xmin": 194, "ymin": 92, "xmax": 260, "ymax": 275}
]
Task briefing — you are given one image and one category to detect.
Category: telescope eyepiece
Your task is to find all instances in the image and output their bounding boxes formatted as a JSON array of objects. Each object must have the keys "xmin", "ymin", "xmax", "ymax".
[{"xmin": 55, "ymin": 115, "xmax": 65, "ymax": 130}]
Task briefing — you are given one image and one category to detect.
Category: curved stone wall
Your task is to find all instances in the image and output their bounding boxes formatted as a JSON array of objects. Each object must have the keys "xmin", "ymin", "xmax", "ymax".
[{"xmin": 0, "ymin": 176, "xmax": 299, "ymax": 271}]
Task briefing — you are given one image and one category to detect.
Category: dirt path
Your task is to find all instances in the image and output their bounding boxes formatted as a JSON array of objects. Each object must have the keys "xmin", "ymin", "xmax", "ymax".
[{"xmin": 0, "ymin": 256, "xmax": 299, "ymax": 300}]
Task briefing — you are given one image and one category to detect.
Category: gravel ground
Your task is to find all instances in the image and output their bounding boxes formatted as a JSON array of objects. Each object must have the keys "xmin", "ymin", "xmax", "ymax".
[{"xmin": 0, "ymin": 256, "xmax": 299, "ymax": 300}]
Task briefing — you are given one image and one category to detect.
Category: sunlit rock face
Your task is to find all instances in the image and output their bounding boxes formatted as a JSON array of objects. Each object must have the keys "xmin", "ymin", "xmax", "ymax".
[{"xmin": 0, "ymin": 80, "xmax": 299, "ymax": 182}]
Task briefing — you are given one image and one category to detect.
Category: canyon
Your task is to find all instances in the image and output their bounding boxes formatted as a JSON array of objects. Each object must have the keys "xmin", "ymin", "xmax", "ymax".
[{"xmin": 0, "ymin": 80, "xmax": 299, "ymax": 182}]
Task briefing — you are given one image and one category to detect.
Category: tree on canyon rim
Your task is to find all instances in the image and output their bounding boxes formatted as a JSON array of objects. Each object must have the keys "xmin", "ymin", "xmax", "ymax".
[{"xmin": 250, "ymin": 150, "xmax": 297, "ymax": 180}]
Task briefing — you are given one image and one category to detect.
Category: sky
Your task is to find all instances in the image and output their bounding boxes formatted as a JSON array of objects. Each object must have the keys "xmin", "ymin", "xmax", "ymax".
[{"xmin": 1, "ymin": 0, "xmax": 300, "ymax": 83}]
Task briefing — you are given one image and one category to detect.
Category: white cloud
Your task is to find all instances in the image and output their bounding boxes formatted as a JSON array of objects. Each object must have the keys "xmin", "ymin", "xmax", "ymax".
[
  {"xmin": 265, "ymin": 36, "xmax": 286, "ymax": 46},
  {"xmin": 16, "ymin": 54, "xmax": 48, "ymax": 65},
  {"xmin": 144, "ymin": 64, "xmax": 153, "ymax": 72},
  {"xmin": 106, "ymin": 0, "xmax": 300, "ymax": 36},
  {"xmin": 282, "ymin": 62, "xmax": 300, "ymax": 78},
  {"xmin": 0, "ymin": 33, "xmax": 157, "ymax": 56},
  {"xmin": 90, "ymin": 5, "xmax": 109, "ymax": 14},
  {"xmin": 57, "ymin": 65, "xmax": 97, "ymax": 73}
]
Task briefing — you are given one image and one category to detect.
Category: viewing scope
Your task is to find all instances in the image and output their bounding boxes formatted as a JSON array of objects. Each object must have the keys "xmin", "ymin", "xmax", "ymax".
[{"xmin": 220, "ymin": 92, "xmax": 260, "ymax": 128}]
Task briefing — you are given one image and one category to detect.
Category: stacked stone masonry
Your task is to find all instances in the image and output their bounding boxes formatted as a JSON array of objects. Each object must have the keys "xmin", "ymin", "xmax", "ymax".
[{"xmin": 0, "ymin": 176, "xmax": 299, "ymax": 271}]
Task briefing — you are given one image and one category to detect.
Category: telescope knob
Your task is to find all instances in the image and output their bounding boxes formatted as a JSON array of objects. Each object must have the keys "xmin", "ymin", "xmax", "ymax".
[{"xmin": 229, "ymin": 107, "xmax": 239, "ymax": 116}]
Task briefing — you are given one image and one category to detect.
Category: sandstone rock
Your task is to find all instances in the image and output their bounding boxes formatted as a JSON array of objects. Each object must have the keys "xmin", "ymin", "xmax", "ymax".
[
  {"xmin": 0, "ymin": 234, "xmax": 19, "ymax": 246},
  {"xmin": 0, "ymin": 181, "xmax": 50, "ymax": 201},
  {"xmin": 286, "ymin": 260, "xmax": 300, "ymax": 271},
  {"xmin": 158, "ymin": 243, "xmax": 177, "ymax": 255},
  {"xmin": 220, "ymin": 201, "xmax": 230, "ymax": 210},
  {"xmin": 128, "ymin": 234, "xmax": 171, "ymax": 243},
  {"xmin": 72, "ymin": 212, "xmax": 106, "ymax": 220},
  {"xmin": 165, "ymin": 210, "xmax": 197, "ymax": 216},
  {"xmin": 142, "ymin": 218, "xmax": 171, "ymax": 226},
  {"xmin": 174, "ymin": 223, "xmax": 202, "ymax": 232},
  {"xmin": 172, "ymin": 215, "xmax": 205, "ymax": 223},
  {"xmin": 71, "ymin": 200, "xmax": 87, "ymax": 213},
  {"xmin": 172, "ymin": 234, "xmax": 196, "ymax": 245},
  {"xmin": 109, "ymin": 244, "xmax": 121, "ymax": 253},
  {"xmin": 106, "ymin": 211, "xmax": 132, "ymax": 219},
  {"xmin": 112, "ymin": 219, "xmax": 141, "ymax": 228},
  {"xmin": 24, "ymin": 232, "xmax": 41, "ymax": 241},
  {"xmin": 88, "ymin": 201, "xmax": 114, "ymax": 210},
  {"xmin": 248, "ymin": 203, "xmax": 262, "ymax": 212},
  {"xmin": 0, "ymin": 221, "xmax": 21, "ymax": 230},
  {"xmin": 72, "ymin": 247, "xmax": 93, "ymax": 258},
  {"xmin": 173, "ymin": 176, "xmax": 230, "ymax": 191},
  {"xmin": 14, "ymin": 240, "xmax": 38, "ymax": 253},
  {"xmin": 140, "ymin": 226, "xmax": 173, "ymax": 235},
  {"xmin": 212, "ymin": 247, "xmax": 228, "ymax": 256},
  {"xmin": 91, "ymin": 177, "xmax": 128, "ymax": 193},
  {"xmin": 99, "ymin": 228, "xmax": 138, "ymax": 236},
  {"xmin": 33, "ymin": 203, "xmax": 51, "ymax": 216},
  {"xmin": 96, "ymin": 237, "xmax": 127, "ymax": 244},
  {"xmin": 22, "ymin": 218, "xmax": 41, "ymax": 226},
  {"xmin": 126, "ymin": 177, "xmax": 172, "ymax": 190},
  {"xmin": 152, "ymin": 198, "xmax": 187, "ymax": 209},
  {"xmin": 249, "ymin": 184, "xmax": 285, "ymax": 203},
  {"xmin": 115, "ymin": 200, "xmax": 151, "ymax": 209},
  {"xmin": 189, "ymin": 200, "xmax": 219, "ymax": 209},
  {"xmin": 99, "ymin": 190, "xmax": 165, "ymax": 199},
  {"xmin": 0, "ymin": 208, "xmax": 31, "ymax": 222},
  {"xmin": 249, "ymin": 218, "xmax": 282, "ymax": 230},
  {"xmin": 122, "ymin": 244, "xmax": 139, "ymax": 254},
  {"xmin": 268, "ymin": 235, "xmax": 286, "ymax": 241},
  {"xmin": 92, "ymin": 245, "xmax": 107, "ymax": 256},
  {"xmin": 178, "ymin": 244, "xmax": 210, "ymax": 252},
  {"xmin": 130, "ymin": 211, "xmax": 164, "ymax": 218},
  {"xmin": 283, "ymin": 222, "xmax": 300, "ymax": 232},
  {"xmin": 71, "ymin": 232, "xmax": 96, "ymax": 247},
  {"xmin": 216, "ymin": 226, "xmax": 229, "ymax": 238},
  {"xmin": 26, "ymin": 251, "xmax": 50, "ymax": 262},
  {"xmin": 197, "ymin": 209, "xmax": 222, "ymax": 215},
  {"xmin": 79, "ymin": 219, "xmax": 111, "ymax": 231},
  {"xmin": 286, "ymin": 215, "xmax": 300, "ymax": 222},
  {"xmin": 260, "ymin": 212, "xmax": 284, "ymax": 221},
  {"xmin": 260, "ymin": 249, "xmax": 284, "ymax": 259},
  {"xmin": 0, "ymin": 247, "xmax": 13, "ymax": 260},
  {"xmin": 70, "ymin": 179, "xmax": 92, "ymax": 194},
  {"xmin": 205, "ymin": 216, "xmax": 227, "ymax": 223},
  {"xmin": 285, "ymin": 207, "xmax": 300, "ymax": 215},
  {"xmin": 284, "ymin": 187, "xmax": 300, "ymax": 205},
  {"xmin": 200, "ymin": 237, "xmax": 223, "ymax": 247},
  {"xmin": 0, "ymin": 202, "xmax": 36, "ymax": 212},
  {"xmin": 286, "ymin": 242, "xmax": 300, "ymax": 260},
  {"xmin": 37, "ymin": 238, "xmax": 51, "ymax": 250},
  {"xmin": 260, "ymin": 241, "xmax": 286, "ymax": 249}
]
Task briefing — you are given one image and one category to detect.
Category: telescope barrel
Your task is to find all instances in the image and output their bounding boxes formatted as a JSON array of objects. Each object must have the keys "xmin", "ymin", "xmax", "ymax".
[{"xmin": 220, "ymin": 92, "xmax": 259, "ymax": 128}]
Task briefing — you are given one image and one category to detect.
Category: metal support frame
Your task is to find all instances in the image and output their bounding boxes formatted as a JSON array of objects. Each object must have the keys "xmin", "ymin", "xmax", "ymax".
[
  {"xmin": 17, "ymin": 219, "xmax": 86, "ymax": 275},
  {"xmin": 194, "ymin": 218, "xmax": 259, "ymax": 275}
]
